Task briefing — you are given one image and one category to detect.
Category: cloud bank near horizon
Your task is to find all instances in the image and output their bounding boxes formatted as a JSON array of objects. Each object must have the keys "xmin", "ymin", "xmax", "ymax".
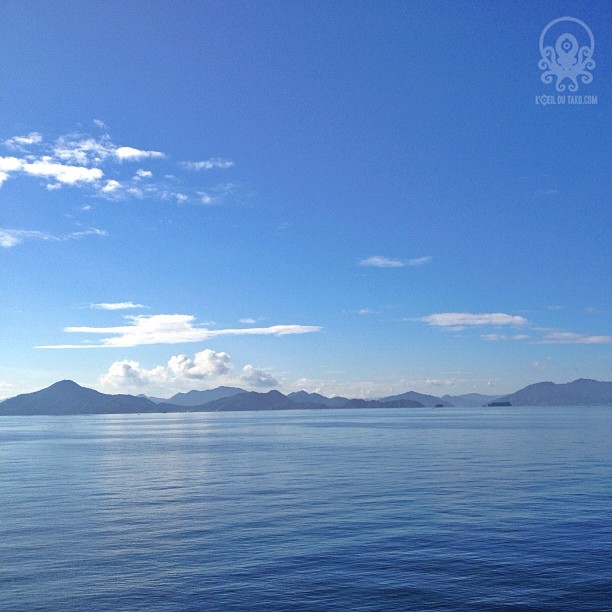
[{"xmin": 99, "ymin": 349, "xmax": 278, "ymax": 394}]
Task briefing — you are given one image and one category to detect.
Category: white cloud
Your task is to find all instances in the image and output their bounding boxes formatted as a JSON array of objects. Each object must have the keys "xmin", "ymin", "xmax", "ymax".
[
  {"xmin": 100, "ymin": 360, "xmax": 168, "ymax": 389},
  {"xmin": 168, "ymin": 349, "xmax": 232, "ymax": 379},
  {"xmin": 0, "ymin": 155, "xmax": 25, "ymax": 185},
  {"xmin": 537, "ymin": 331, "xmax": 612, "ymax": 345},
  {"xmin": 22, "ymin": 158, "xmax": 103, "ymax": 184},
  {"xmin": 425, "ymin": 378, "xmax": 456, "ymax": 387},
  {"xmin": 114, "ymin": 146, "xmax": 165, "ymax": 161},
  {"xmin": 90, "ymin": 301, "xmax": 147, "ymax": 311},
  {"xmin": 93, "ymin": 119, "xmax": 107, "ymax": 129},
  {"xmin": 4, "ymin": 132, "xmax": 43, "ymax": 149},
  {"xmin": 0, "ymin": 227, "xmax": 106, "ymax": 248},
  {"xmin": 101, "ymin": 179, "xmax": 121, "ymax": 193},
  {"xmin": 70, "ymin": 228, "xmax": 107, "ymax": 240},
  {"xmin": 53, "ymin": 136, "xmax": 114, "ymax": 165},
  {"xmin": 418, "ymin": 313, "xmax": 528, "ymax": 327},
  {"xmin": 240, "ymin": 365, "xmax": 278, "ymax": 388},
  {"xmin": 36, "ymin": 313, "xmax": 322, "ymax": 348},
  {"xmin": 183, "ymin": 158, "xmax": 234, "ymax": 170},
  {"xmin": 357, "ymin": 308, "xmax": 376, "ymax": 315},
  {"xmin": 0, "ymin": 156, "xmax": 24, "ymax": 172},
  {"xmin": 0, "ymin": 231, "xmax": 23, "ymax": 248},
  {"xmin": 405, "ymin": 256, "xmax": 432, "ymax": 266},
  {"xmin": 0, "ymin": 126, "xmax": 244, "ymax": 207},
  {"xmin": 360, "ymin": 255, "xmax": 432, "ymax": 268},
  {"xmin": 50, "ymin": 135, "xmax": 164, "ymax": 165},
  {"xmin": 99, "ymin": 349, "xmax": 233, "ymax": 392},
  {"xmin": 291, "ymin": 377, "xmax": 402, "ymax": 400}
]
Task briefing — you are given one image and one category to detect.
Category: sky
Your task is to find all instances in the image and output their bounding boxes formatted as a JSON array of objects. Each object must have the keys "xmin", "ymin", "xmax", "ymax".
[{"xmin": 0, "ymin": 0, "xmax": 610, "ymax": 400}]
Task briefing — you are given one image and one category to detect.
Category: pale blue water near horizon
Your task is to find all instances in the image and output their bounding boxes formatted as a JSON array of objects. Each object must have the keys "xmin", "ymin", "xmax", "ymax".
[{"xmin": 1, "ymin": 407, "xmax": 611, "ymax": 611}]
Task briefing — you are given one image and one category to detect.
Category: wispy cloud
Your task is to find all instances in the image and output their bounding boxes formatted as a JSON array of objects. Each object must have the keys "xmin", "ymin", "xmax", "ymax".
[
  {"xmin": 584, "ymin": 307, "xmax": 602, "ymax": 315},
  {"xmin": 52, "ymin": 134, "xmax": 115, "ymax": 165},
  {"xmin": 360, "ymin": 255, "xmax": 432, "ymax": 268},
  {"xmin": 424, "ymin": 378, "xmax": 456, "ymax": 387},
  {"xmin": 481, "ymin": 333, "xmax": 530, "ymax": 341},
  {"xmin": 0, "ymin": 227, "xmax": 107, "ymax": 248},
  {"xmin": 4, "ymin": 132, "xmax": 43, "ymax": 149},
  {"xmin": 357, "ymin": 307, "xmax": 376, "ymax": 315},
  {"xmin": 415, "ymin": 311, "xmax": 610, "ymax": 347},
  {"xmin": 417, "ymin": 312, "xmax": 528, "ymax": 327},
  {"xmin": 1, "ymin": 126, "xmax": 238, "ymax": 205},
  {"xmin": 90, "ymin": 302, "xmax": 147, "ymax": 311},
  {"xmin": 537, "ymin": 331, "xmax": 612, "ymax": 345},
  {"xmin": 183, "ymin": 158, "xmax": 235, "ymax": 170},
  {"xmin": 37, "ymin": 313, "xmax": 322, "ymax": 348}
]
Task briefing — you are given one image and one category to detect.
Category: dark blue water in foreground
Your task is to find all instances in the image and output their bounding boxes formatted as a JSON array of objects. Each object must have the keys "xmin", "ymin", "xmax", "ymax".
[{"xmin": 1, "ymin": 407, "xmax": 611, "ymax": 611}]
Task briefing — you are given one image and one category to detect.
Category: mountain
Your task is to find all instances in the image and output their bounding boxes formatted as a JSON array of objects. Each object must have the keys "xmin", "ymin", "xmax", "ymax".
[
  {"xmin": 288, "ymin": 390, "xmax": 334, "ymax": 405},
  {"xmin": 165, "ymin": 386, "xmax": 246, "ymax": 407},
  {"xmin": 4, "ymin": 378, "xmax": 610, "ymax": 416},
  {"xmin": 199, "ymin": 390, "xmax": 324, "ymax": 412},
  {"xmin": 0, "ymin": 380, "xmax": 174, "ymax": 416},
  {"xmin": 442, "ymin": 393, "xmax": 501, "ymax": 407},
  {"xmin": 379, "ymin": 390, "xmax": 453, "ymax": 407},
  {"xmin": 0, "ymin": 383, "xmax": 320, "ymax": 415},
  {"xmin": 288, "ymin": 391, "xmax": 424, "ymax": 408},
  {"xmin": 288, "ymin": 391, "xmax": 353, "ymax": 407},
  {"xmin": 138, "ymin": 394, "xmax": 167, "ymax": 404},
  {"xmin": 497, "ymin": 379, "xmax": 612, "ymax": 406}
]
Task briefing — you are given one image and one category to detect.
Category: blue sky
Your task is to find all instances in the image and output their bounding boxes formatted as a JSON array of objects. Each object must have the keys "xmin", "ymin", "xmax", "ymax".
[{"xmin": 1, "ymin": 0, "xmax": 610, "ymax": 399}]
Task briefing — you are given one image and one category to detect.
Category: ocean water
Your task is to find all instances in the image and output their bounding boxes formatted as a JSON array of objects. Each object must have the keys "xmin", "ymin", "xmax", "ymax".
[{"xmin": 1, "ymin": 407, "xmax": 611, "ymax": 611}]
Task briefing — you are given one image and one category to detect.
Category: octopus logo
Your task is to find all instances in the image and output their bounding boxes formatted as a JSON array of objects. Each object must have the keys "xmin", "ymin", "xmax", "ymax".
[{"xmin": 538, "ymin": 17, "xmax": 595, "ymax": 92}]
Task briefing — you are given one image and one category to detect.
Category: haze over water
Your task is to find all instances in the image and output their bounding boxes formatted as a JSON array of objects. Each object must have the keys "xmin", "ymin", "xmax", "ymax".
[{"xmin": 2, "ymin": 406, "xmax": 611, "ymax": 610}]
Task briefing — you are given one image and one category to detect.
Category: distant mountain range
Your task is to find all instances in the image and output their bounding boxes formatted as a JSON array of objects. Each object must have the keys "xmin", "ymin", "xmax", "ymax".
[
  {"xmin": 441, "ymin": 393, "xmax": 502, "ymax": 407},
  {"xmin": 496, "ymin": 379, "xmax": 612, "ymax": 406},
  {"xmin": 287, "ymin": 390, "xmax": 424, "ymax": 408},
  {"xmin": 0, "ymin": 380, "xmax": 174, "ymax": 416},
  {"xmin": 1, "ymin": 378, "xmax": 611, "ymax": 416},
  {"xmin": 379, "ymin": 390, "xmax": 454, "ymax": 407},
  {"xmin": 155, "ymin": 386, "xmax": 247, "ymax": 407}
]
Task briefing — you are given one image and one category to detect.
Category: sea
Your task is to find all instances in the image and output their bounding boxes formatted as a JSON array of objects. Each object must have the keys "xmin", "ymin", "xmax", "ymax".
[{"xmin": 1, "ymin": 406, "xmax": 611, "ymax": 611}]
